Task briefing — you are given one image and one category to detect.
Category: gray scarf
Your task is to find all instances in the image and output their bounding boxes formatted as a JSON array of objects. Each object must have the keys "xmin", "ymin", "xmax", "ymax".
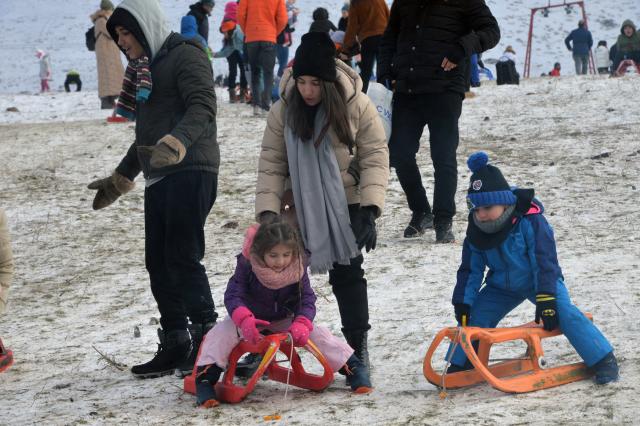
[
  {"xmin": 473, "ymin": 204, "xmax": 516, "ymax": 234},
  {"xmin": 285, "ymin": 107, "xmax": 359, "ymax": 274}
]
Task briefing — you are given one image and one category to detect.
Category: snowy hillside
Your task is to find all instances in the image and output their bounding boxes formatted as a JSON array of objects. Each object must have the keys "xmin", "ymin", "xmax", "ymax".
[
  {"xmin": 1, "ymin": 0, "xmax": 639, "ymax": 93},
  {"xmin": 0, "ymin": 74, "xmax": 639, "ymax": 424}
]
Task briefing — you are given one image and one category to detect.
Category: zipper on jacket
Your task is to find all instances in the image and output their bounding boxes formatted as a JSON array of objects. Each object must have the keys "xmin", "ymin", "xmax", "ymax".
[{"xmin": 497, "ymin": 245, "xmax": 510, "ymax": 290}]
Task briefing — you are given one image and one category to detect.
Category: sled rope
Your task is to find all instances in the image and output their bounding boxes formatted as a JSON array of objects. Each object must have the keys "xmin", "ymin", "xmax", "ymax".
[
  {"xmin": 264, "ymin": 332, "xmax": 294, "ymax": 423},
  {"xmin": 439, "ymin": 326, "xmax": 462, "ymax": 399}
]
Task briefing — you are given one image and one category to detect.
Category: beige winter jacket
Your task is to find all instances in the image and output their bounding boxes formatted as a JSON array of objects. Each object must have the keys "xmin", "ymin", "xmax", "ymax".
[
  {"xmin": 255, "ymin": 60, "xmax": 389, "ymax": 219},
  {"xmin": 0, "ymin": 209, "xmax": 14, "ymax": 314},
  {"xmin": 91, "ymin": 9, "xmax": 125, "ymax": 98}
]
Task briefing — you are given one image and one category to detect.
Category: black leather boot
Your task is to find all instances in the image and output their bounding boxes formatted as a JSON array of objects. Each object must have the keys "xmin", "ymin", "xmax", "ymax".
[
  {"xmin": 342, "ymin": 329, "xmax": 370, "ymax": 374},
  {"xmin": 131, "ymin": 329, "xmax": 192, "ymax": 379},
  {"xmin": 177, "ymin": 321, "xmax": 216, "ymax": 377}
]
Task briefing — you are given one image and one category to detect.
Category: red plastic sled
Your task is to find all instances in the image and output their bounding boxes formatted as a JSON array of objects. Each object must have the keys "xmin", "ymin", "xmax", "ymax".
[
  {"xmin": 0, "ymin": 338, "xmax": 13, "ymax": 373},
  {"xmin": 615, "ymin": 59, "xmax": 640, "ymax": 76},
  {"xmin": 184, "ymin": 333, "xmax": 334, "ymax": 403},
  {"xmin": 423, "ymin": 314, "xmax": 594, "ymax": 393}
]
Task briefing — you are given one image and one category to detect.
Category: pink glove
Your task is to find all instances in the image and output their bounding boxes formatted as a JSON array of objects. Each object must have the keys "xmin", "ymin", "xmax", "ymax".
[
  {"xmin": 287, "ymin": 316, "xmax": 313, "ymax": 347},
  {"xmin": 232, "ymin": 306, "xmax": 270, "ymax": 345}
]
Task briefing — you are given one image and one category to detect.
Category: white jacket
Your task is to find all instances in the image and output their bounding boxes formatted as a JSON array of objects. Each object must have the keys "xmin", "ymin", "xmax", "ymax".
[{"xmin": 594, "ymin": 46, "xmax": 610, "ymax": 69}]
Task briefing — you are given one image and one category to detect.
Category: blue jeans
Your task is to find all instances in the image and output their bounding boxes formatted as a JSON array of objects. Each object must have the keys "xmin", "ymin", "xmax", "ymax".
[
  {"xmin": 276, "ymin": 44, "xmax": 289, "ymax": 78},
  {"xmin": 448, "ymin": 282, "xmax": 613, "ymax": 368}
]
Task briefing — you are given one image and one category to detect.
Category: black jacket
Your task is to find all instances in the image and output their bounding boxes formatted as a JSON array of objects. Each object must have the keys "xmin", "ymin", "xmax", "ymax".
[
  {"xmin": 116, "ymin": 33, "xmax": 219, "ymax": 180},
  {"xmin": 188, "ymin": 3, "xmax": 209, "ymax": 42},
  {"xmin": 378, "ymin": 0, "xmax": 500, "ymax": 95}
]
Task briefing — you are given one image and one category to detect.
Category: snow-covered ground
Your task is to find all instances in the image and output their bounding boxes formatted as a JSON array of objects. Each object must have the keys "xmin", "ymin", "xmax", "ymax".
[
  {"xmin": 1, "ymin": 0, "xmax": 639, "ymax": 93},
  {"xmin": 0, "ymin": 74, "xmax": 639, "ymax": 424}
]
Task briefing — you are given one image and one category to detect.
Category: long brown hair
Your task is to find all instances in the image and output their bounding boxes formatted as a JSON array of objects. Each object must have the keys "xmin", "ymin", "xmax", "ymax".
[
  {"xmin": 250, "ymin": 216, "xmax": 302, "ymax": 261},
  {"xmin": 285, "ymin": 79, "xmax": 355, "ymax": 151}
]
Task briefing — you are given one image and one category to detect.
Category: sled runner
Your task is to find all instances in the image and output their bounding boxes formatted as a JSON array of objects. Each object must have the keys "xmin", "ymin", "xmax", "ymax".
[
  {"xmin": 0, "ymin": 338, "xmax": 13, "ymax": 373},
  {"xmin": 184, "ymin": 333, "xmax": 334, "ymax": 403},
  {"xmin": 423, "ymin": 314, "xmax": 594, "ymax": 393},
  {"xmin": 614, "ymin": 59, "xmax": 640, "ymax": 76}
]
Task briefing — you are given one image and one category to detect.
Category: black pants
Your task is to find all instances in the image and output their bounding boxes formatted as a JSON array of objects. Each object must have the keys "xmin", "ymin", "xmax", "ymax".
[
  {"xmin": 227, "ymin": 50, "xmax": 247, "ymax": 90},
  {"xmin": 64, "ymin": 74, "xmax": 82, "ymax": 92},
  {"xmin": 388, "ymin": 92, "xmax": 463, "ymax": 222},
  {"xmin": 328, "ymin": 205, "xmax": 370, "ymax": 333},
  {"xmin": 246, "ymin": 41, "xmax": 276, "ymax": 109},
  {"xmin": 359, "ymin": 35, "xmax": 382, "ymax": 93},
  {"xmin": 144, "ymin": 171, "xmax": 218, "ymax": 331}
]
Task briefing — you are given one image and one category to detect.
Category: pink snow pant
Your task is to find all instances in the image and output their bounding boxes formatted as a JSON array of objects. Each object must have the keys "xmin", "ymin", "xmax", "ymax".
[
  {"xmin": 197, "ymin": 316, "xmax": 354, "ymax": 372},
  {"xmin": 40, "ymin": 79, "xmax": 50, "ymax": 92}
]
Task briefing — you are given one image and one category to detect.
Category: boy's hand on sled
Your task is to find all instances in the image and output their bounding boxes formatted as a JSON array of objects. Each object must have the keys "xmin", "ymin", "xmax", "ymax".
[
  {"xmin": 535, "ymin": 294, "xmax": 558, "ymax": 331},
  {"xmin": 287, "ymin": 316, "xmax": 313, "ymax": 347},
  {"xmin": 87, "ymin": 171, "xmax": 134, "ymax": 210},
  {"xmin": 454, "ymin": 303, "xmax": 470, "ymax": 326},
  {"xmin": 232, "ymin": 306, "xmax": 270, "ymax": 345},
  {"xmin": 352, "ymin": 206, "xmax": 377, "ymax": 252},
  {"xmin": 138, "ymin": 135, "xmax": 186, "ymax": 169}
]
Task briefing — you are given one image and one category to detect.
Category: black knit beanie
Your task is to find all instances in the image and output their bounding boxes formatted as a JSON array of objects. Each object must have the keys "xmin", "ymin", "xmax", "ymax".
[
  {"xmin": 466, "ymin": 152, "xmax": 517, "ymax": 209},
  {"xmin": 293, "ymin": 32, "xmax": 337, "ymax": 82},
  {"xmin": 106, "ymin": 7, "xmax": 151, "ymax": 59}
]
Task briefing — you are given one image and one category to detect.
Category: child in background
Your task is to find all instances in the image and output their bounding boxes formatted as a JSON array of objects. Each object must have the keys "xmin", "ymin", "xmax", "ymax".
[
  {"xmin": 448, "ymin": 152, "xmax": 619, "ymax": 385},
  {"xmin": 35, "ymin": 49, "xmax": 52, "ymax": 93},
  {"xmin": 180, "ymin": 14, "xmax": 210, "ymax": 56},
  {"xmin": 549, "ymin": 62, "xmax": 561, "ymax": 76},
  {"xmin": 64, "ymin": 70, "xmax": 82, "ymax": 92},
  {"xmin": 194, "ymin": 219, "xmax": 372, "ymax": 408},
  {"xmin": 595, "ymin": 40, "xmax": 610, "ymax": 74},
  {"xmin": 214, "ymin": 20, "xmax": 248, "ymax": 103}
]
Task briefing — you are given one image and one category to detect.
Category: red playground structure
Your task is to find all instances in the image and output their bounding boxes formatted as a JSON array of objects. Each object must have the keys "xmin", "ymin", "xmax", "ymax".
[{"xmin": 524, "ymin": 1, "xmax": 595, "ymax": 78}]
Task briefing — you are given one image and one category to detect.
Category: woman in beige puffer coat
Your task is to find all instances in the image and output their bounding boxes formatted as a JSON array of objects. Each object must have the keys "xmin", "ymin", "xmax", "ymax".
[
  {"xmin": 255, "ymin": 32, "xmax": 389, "ymax": 378},
  {"xmin": 91, "ymin": 0, "xmax": 125, "ymax": 109}
]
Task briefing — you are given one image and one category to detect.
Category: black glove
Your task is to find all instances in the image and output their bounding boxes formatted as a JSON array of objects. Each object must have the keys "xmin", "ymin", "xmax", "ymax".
[
  {"xmin": 352, "ymin": 206, "xmax": 377, "ymax": 252},
  {"xmin": 535, "ymin": 294, "xmax": 559, "ymax": 331},
  {"xmin": 454, "ymin": 303, "xmax": 471, "ymax": 326}
]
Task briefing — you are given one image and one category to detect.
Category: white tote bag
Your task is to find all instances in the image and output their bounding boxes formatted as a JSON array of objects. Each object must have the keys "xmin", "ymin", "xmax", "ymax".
[{"xmin": 366, "ymin": 82, "xmax": 393, "ymax": 142}]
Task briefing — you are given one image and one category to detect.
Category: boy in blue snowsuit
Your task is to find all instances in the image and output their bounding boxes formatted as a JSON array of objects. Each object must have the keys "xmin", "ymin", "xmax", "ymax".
[{"xmin": 448, "ymin": 152, "xmax": 619, "ymax": 385}]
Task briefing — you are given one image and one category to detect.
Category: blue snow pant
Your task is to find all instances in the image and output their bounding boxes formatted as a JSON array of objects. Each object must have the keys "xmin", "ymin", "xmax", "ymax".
[{"xmin": 448, "ymin": 282, "xmax": 613, "ymax": 368}]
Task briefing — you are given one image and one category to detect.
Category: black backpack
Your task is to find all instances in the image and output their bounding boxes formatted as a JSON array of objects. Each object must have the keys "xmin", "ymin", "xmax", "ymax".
[{"xmin": 85, "ymin": 26, "xmax": 96, "ymax": 51}]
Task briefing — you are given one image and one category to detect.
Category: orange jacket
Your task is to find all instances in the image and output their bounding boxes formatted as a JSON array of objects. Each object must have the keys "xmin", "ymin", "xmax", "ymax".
[
  {"xmin": 238, "ymin": 0, "xmax": 288, "ymax": 43},
  {"xmin": 343, "ymin": 0, "xmax": 390, "ymax": 50}
]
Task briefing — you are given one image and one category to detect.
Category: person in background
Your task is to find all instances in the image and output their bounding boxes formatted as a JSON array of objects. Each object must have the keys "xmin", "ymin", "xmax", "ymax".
[
  {"xmin": 309, "ymin": 7, "xmax": 337, "ymax": 34},
  {"xmin": 223, "ymin": 1, "xmax": 237, "ymax": 23},
  {"xmin": 549, "ymin": 62, "xmax": 561, "ymax": 76},
  {"xmin": 496, "ymin": 46, "xmax": 519, "ymax": 85},
  {"xmin": 378, "ymin": 0, "xmax": 500, "ymax": 242},
  {"xmin": 91, "ymin": 0, "xmax": 124, "ymax": 109},
  {"xmin": 342, "ymin": 0, "xmax": 389, "ymax": 93},
  {"xmin": 564, "ymin": 20, "xmax": 593, "ymax": 75},
  {"xmin": 275, "ymin": 0, "xmax": 299, "ymax": 79},
  {"xmin": 188, "ymin": 0, "xmax": 215, "ymax": 45},
  {"xmin": 0, "ymin": 208, "xmax": 14, "ymax": 373},
  {"xmin": 613, "ymin": 20, "xmax": 640, "ymax": 71},
  {"xmin": 238, "ymin": 0, "xmax": 288, "ymax": 116},
  {"xmin": 214, "ymin": 20, "xmax": 248, "ymax": 103},
  {"xmin": 338, "ymin": 3, "xmax": 349, "ymax": 32},
  {"xmin": 64, "ymin": 70, "xmax": 82, "ymax": 92},
  {"xmin": 35, "ymin": 49, "xmax": 51, "ymax": 93},
  {"xmin": 594, "ymin": 40, "xmax": 610, "ymax": 74},
  {"xmin": 181, "ymin": 14, "xmax": 209, "ymax": 50}
]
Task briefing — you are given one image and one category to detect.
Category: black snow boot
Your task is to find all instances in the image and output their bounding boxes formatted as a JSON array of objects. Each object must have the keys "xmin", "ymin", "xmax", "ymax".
[
  {"xmin": 131, "ymin": 329, "xmax": 192, "ymax": 379},
  {"xmin": 404, "ymin": 210, "xmax": 434, "ymax": 238},
  {"xmin": 435, "ymin": 219, "xmax": 455, "ymax": 243},
  {"xmin": 234, "ymin": 352, "xmax": 264, "ymax": 378},
  {"xmin": 343, "ymin": 329, "xmax": 370, "ymax": 372},
  {"xmin": 345, "ymin": 354, "xmax": 372, "ymax": 393},
  {"xmin": 177, "ymin": 321, "xmax": 216, "ymax": 377}
]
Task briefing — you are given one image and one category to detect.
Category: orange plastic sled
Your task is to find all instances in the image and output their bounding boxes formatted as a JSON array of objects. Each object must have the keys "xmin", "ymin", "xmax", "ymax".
[
  {"xmin": 184, "ymin": 333, "xmax": 334, "ymax": 403},
  {"xmin": 423, "ymin": 314, "xmax": 594, "ymax": 393},
  {"xmin": 0, "ymin": 338, "xmax": 13, "ymax": 373}
]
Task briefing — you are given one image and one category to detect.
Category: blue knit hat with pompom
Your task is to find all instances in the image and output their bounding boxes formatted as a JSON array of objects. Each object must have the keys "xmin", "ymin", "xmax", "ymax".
[{"xmin": 466, "ymin": 152, "xmax": 517, "ymax": 209}]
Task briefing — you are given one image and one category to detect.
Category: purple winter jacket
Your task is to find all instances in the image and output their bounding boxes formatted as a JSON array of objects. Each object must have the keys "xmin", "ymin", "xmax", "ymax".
[{"xmin": 224, "ymin": 254, "xmax": 317, "ymax": 322}]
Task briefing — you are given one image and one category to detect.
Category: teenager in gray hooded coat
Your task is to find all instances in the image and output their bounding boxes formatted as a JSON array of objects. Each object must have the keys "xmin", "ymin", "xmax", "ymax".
[{"xmin": 88, "ymin": 0, "xmax": 219, "ymax": 379}]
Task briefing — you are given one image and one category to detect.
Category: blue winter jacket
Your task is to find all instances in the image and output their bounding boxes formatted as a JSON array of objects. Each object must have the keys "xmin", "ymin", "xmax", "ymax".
[
  {"xmin": 452, "ymin": 201, "xmax": 564, "ymax": 306},
  {"xmin": 214, "ymin": 27, "xmax": 245, "ymax": 58},
  {"xmin": 181, "ymin": 15, "xmax": 208, "ymax": 49},
  {"xmin": 565, "ymin": 27, "xmax": 593, "ymax": 56}
]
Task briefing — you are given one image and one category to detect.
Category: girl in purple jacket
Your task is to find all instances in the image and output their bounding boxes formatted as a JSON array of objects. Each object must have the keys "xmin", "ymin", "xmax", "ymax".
[{"xmin": 194, "ymin": 218, "xmax": 372, "ymax": 408}]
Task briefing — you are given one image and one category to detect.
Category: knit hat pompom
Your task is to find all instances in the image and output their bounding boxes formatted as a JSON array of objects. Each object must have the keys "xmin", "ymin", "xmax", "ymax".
[{"xmin": 467, "ymin": 151, "xmax": 489, "ymax": 173}]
